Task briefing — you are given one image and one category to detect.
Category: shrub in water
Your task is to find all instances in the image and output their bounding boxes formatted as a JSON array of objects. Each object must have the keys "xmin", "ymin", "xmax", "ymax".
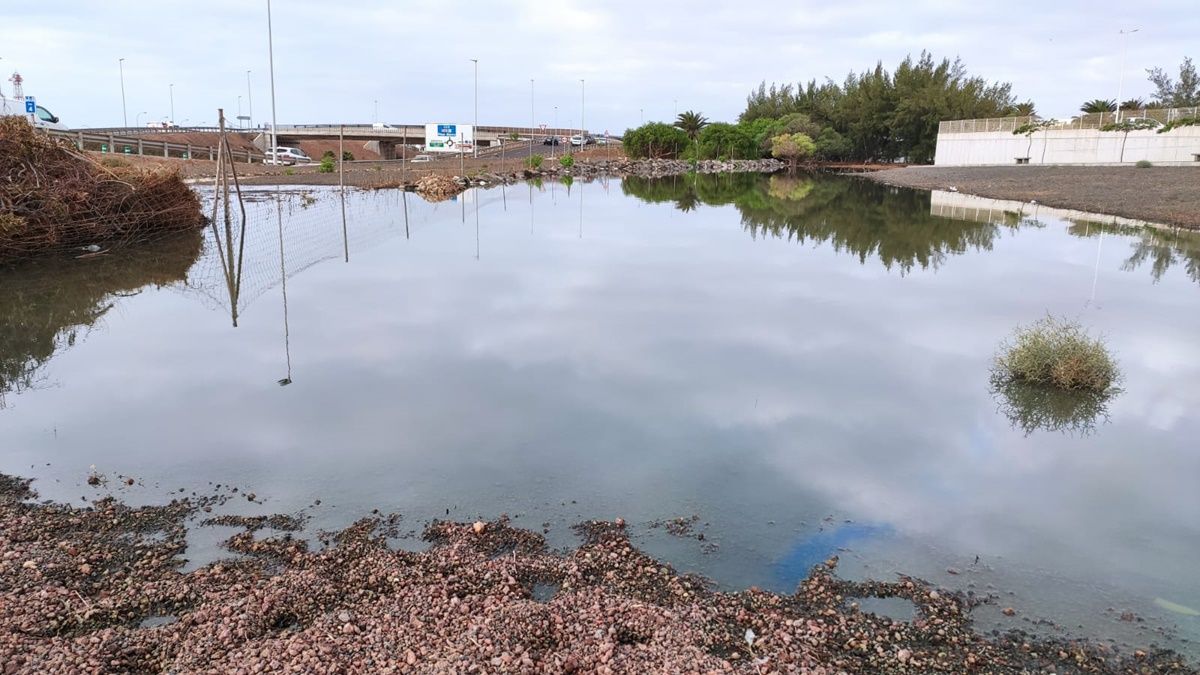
[
  {"xmin": 993, "ymin": 316, "xmax": 1118, "ymax": 392},
  {"xmin": 559, "ymin": 153, "xmax": 575, "ymax": 168},
  {"xmin": 1135, "ymin": 159, "xmax": 1152, "ymax": 168}
]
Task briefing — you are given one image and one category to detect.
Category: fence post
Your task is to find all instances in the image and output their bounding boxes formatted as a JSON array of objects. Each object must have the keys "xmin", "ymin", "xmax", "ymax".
[
  {"xmin": 107, "ymin": 132, "xmax": 115, "ymax": 153},
  {"xmin": 186, "ymin": 143, "xmax": 192, "ymax": 159},
  {"xmin": 163, "ymin": 141, "xmax": 169, "ymax": 158},
  {"xmin": 77, "ymin": 131, "xmax": 84, "ymax": 150},
  {"xmin": 138, "ymin": 138, "xmax": 143, "ymax": 155},
  {"xmin": 209, "ymin": 146, "xmax": 214, "ymax": 161}
]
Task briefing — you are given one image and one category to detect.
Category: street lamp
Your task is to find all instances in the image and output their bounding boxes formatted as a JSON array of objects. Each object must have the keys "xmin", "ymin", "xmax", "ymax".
[
  {"xmin": 118, "ymin": 58, "xmax": 127, "ymax": 127},
  {"xmin": 1115, "ymin": 28, "xmax": 1140, "ymax": 123},
  {"xmin": 169, "ymin": 83, "xmax": 175, "ymax": 125},
  {"xmin": 374, "ymin": 99, "xmax": 378, "ymax": 123},
  {"xmin": 246, "ymin": 70, "xmax": 253, "ymax": 128},
  {"xmin": 136, "ymin": 111, "xmax": 148, "ymax": 127},
  {"xmin": 470, "ymin": 58, "xmax": 478, "ymax": 158},
  {"xmin": 267, "ymin": 0, "xmax": 279, "ymax": 159},
  {"xmin": 238, "ymin": 95, "xmax": 242, "ymax": 123},
  {"xmin": 580, "ymin": 79, "xmax": 585, "ymax": 146},
  {"xmin": 530, "ymin": 78, "xmax": 534, "ymax": 159}
]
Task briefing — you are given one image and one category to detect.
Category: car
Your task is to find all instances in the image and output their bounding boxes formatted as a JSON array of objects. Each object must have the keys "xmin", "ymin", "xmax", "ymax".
[
  {"xmin": 542, "ymin": 136, "xmax": 560, "ymax": 146},
  {"xmin": 0, "ymin": 95, "xmax": 68, "ymax": 131},
  {"xmin": 410, "ymin": 154, "xmax": 432, "ymax": 163},
  {"xmin": 569, "ymin": 134, "xmax": 585, "ymax": 146},
  {"xmin": 265, "ymin": 147, "xmax": 312, "ymax": 165}
]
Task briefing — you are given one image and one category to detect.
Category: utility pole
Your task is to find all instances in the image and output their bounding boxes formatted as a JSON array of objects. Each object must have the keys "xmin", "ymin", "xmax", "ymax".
[
  {"xmin": 119, "ymin": 58, "xmax": 128, "ymax": 127},
  {"xmin": 267, "ymin": 0, "xmax": 278, "ymax": 160},
  {"xmin": 471, "ymin": 58, "xmax": 478, "ymax": 158},
  {"xmin": 374, "ymin": 99, "xmax": 378, "ymax": 123},
  {"xmin": 1115, "ymin": 28, "xmax": 1140, "ymax": 123},
  {"xmin": 580, "ymin": 79, "xmax": 585, "ymax": 146},
  {"xmin": 530, "ymin": 78, "xmax": 534, "ymax": 160},
  {"xmin": 169, "ymin": 83, "xmax": 175, "ymax": 125},
  {"xmin": 246, "ymin": 70, "xmax": 253, "ymax": 128}
]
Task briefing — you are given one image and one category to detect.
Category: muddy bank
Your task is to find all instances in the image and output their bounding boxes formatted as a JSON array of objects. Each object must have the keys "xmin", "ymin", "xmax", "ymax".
[
  {"xmin": 1, "ymin": 474, "xmax": 1194, "ymax": 674},
  {"xmin": 865, "ymin": 166, "xmax": 1200, "ymax": 229}
]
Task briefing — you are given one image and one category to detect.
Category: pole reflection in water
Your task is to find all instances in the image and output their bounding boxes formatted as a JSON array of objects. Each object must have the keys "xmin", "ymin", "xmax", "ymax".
[
  {"xmin": 475, "ymin": 189, "xmax": 480, "ymax": 261},
  {"xmin": 341, "ymin": 186, "xmax": 349, "ymax": 263},
  {"xmin": 275, "ymin": 187, "xmax": 292, "ymax": 387},
  {"xmin": 402, "ymin": 190, "xmax": 410, "ymax": 240}
]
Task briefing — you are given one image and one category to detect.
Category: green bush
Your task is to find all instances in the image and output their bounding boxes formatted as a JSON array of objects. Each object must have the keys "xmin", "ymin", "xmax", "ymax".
[
  {"xmin": 559, "ymin": 153, "xmax": 575, "ymax": 168},
  {"xmin": 695, "ymin": 123, "xmax": 757, "ymax": 160},
  {"xmin": 342, "ymin": 151, "xmax": 355, "ymax": 161},
  {"xmin": 526, "ymin": 154, "xmax": 544, "ymax": 169},
  {"xmin": 993, "ymin": 316, "xmax": 1118, "ymax": 392},
  {"xmin": 622, "ymin": 122, "xmax": 689, "ymax": 159},
  {"xmin": 318, "ymin": 157, "xmax": 335, "ymax": 173},
  {"xmin": 1157, "ymin": 116, "xmax": 1198, "ymax": 133},
  {"xmin": 322, "ymin": 150, "xmax": 336, "ymax": 160},
  {"xmin": 1135, "ymin": 159, "xmax": 1153, "ymax": 168}
]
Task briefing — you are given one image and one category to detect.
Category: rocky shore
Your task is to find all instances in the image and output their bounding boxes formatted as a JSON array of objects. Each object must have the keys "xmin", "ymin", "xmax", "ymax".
[{"xmin": 1, "ymin": 473, "xmax": 1194, "ymax": 674}]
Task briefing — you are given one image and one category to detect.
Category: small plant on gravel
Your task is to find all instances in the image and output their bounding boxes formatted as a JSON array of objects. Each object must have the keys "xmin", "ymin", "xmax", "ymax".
[
  {"xmin": 318, "ymin": 157, "xmax": 335, "ymax": 173},
  {"xmin": 322, "ymin": 150, "xmax": 335, "ymax": 160},
  {"xmin": 559, "ymin": 153, "xmax": 575, "ymax": 169},
  {"xmin": 1135, "ymin": 159, "xmax": 1153, "ymax": 168},
  {"xmin": 284, "ymin": 167, "xmax": 295, "ymax": 176},
  {"xmin": 342, "ymin": 151, "xmax": 355, "ymax": 161},
  {"xmin": 993, "ymin": 316, "xmax": 1119, "ymax": 393},
  {"xmin": 526, "ymin": 154, "xmax": 544, "ymax": 169}
]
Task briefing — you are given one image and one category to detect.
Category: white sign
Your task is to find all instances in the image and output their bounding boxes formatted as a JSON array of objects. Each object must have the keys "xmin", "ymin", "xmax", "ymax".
[{"xmin": 424, "ymin": 123, "xmax": 474, "ymax": 153}]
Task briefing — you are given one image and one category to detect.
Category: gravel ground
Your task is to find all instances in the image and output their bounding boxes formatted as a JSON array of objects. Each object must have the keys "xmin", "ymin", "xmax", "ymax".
[
  {"xmin": 866, "ymin": 166, "xmax": 1200, "ymax": 229},
  {"xmin": 2, "ymin": 473, "xmax": 1195, "ymax": 674}
]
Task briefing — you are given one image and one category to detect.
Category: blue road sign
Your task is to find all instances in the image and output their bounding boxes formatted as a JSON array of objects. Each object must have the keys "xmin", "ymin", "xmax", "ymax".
[
  {"xmin": 437, "ymin": 124, "xmax": 456, "ymax": 136},
  {"xmin": 24, "ymin": 97, "xmax": 36, "ymax": 114}
]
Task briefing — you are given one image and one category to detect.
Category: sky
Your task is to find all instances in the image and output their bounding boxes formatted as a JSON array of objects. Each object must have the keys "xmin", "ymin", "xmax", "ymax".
[{"xmin": 1, "ymin": 0, "xmax": 1196, "ymax": 131}]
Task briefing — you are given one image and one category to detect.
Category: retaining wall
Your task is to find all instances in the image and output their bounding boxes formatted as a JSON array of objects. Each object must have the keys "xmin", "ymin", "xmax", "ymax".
[{"xmin": 934, "ymin": 127, "xmax": 1200, "ymax": 166}]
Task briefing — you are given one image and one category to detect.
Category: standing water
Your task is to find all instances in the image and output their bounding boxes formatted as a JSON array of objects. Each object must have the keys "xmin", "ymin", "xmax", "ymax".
[{"xmin": 2, "ymin": 174, "xmax": 1198, "ymax": 658}]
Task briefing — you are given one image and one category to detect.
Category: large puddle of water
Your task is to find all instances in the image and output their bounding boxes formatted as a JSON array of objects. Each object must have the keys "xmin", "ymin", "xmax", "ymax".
[{"xmin": 2, "ymin": 173, "xmax": 1198, "ymax": 657}]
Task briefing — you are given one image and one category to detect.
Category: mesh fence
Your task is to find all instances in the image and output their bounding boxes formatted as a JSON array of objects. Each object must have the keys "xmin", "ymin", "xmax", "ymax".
[{"xmin": 939, "ymin": 107, "xmax": 1200, "ymax": 134}]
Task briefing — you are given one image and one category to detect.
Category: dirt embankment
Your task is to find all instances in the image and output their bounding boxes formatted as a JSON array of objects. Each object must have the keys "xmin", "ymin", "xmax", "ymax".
[
  {"xmin": 867, "ymin": 166, "xmax": 1200, "ymax": 229},
  {"xmin": 1, "ymin": 472, "xmax": 1195, "ymax": 674}
]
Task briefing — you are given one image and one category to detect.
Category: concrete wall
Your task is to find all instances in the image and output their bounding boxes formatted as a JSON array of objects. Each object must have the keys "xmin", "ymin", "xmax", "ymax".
[{"xmin": 934, "ymin": 127, "xmax": 1200, "ymax": 166}]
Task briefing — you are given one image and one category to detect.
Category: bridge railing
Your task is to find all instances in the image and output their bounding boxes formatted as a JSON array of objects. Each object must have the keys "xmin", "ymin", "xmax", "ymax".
[{"xmin": 47, "ymin": 129, "xmax": 265, "ymax": 163}]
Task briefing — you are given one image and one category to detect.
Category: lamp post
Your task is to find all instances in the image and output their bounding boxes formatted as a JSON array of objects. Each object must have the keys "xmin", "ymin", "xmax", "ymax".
[
  {"xmin": 169, "ymin": 83, "xmax": 175, "ymax": 125},
  {"xmin": 530, "ymin": 78, "xmax": 534, "ymax": 159},
  {"xmin": 553, "ymin": 105, "xmax": 558, "ymax": 157},
  {"xmin": 374, "ymin": 99, "xmax": 378, "ymax": 123},
  {"xmin": 1115, "ymin": 28, "xmax": 1140, "ymax": 124},
  {"xmin": 136, "ymin": 111, "xmax": 148, "ymax": 127},
  {"xmin": 580, "ymin": 79, "xmax": 585, "ymax": 147},
  {"xmin": 267, "ymin": 0, "xmax": 279, "ymax": 160},
  {"xmin": 119, "ymin": 58, "xmax": 128, "ymax": 127},
  {"xmin": 470, "ymin": 58, "xmax": 478, "ymax": 158},
  {"xmin": 246, "ymin": 70, "xmax": 253, "ymax": 128}
]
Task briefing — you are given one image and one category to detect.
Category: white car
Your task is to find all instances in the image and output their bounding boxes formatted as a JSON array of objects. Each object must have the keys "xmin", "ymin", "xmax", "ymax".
[
  {"xmin": 569, "ymin": 134, "xmax": 585, "ymax": 147},
  {"xmin": 0, "ymin": 95, "xmax": 68, "ymax": 131},
  {"xmin": 265, "ymin": 147, "xmax": 312, "ymax": 165},
  {"xmin": 410, "ymin": 154, "xmax": 432, "ymax": 163}
]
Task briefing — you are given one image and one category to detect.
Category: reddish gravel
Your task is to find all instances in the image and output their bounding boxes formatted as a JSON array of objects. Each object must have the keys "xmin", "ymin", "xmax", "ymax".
[
  {"xmin": 1, "ymin": 473, "xmax": 1195, "ymax": 674},
  {"xmin": 867, "ymin": 165, "xmax": 1200, "ymax": 229}
]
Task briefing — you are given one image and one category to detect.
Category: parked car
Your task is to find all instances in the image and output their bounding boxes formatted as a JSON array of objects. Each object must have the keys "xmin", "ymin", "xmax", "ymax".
[
  {"xmin": 410, "ymin": 154, "xmax": 432, "ymax": 163},
  {"xmin": 265, "ymin": 147, "xmax": 312, "ymax": 165},
  {"xmin": 0, "ymin": 95, "xmax": 68, "ymax": 131},
  {"xmin": 542, "ymin": 136, "xmax": 560, "ymax": 146},
  {"xmin": 569, "ymin": 134, "xmax": 585, "ymax": 147}
]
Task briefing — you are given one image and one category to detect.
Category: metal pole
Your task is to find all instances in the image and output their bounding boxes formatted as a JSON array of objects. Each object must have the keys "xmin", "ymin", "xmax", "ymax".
[
  {"xmin": 581, "ymin": 79, "xmax": 585, "ymax": 148},
  {"xmin": 1115, "ymin": 28, "xmax": 1139, "ymax": 124},
  {"xmin": 119, "ymin": 58, "xmax": 127, "ymax": 127},
  {"xmin": 553, "ymin": 105, "xmax": 558, "ymax": 158},
  {"xmin": 471, "ymin": 58, "xmax": 478, "ymax": 158},
  {"xmin": 267, "ymin": 0, "xmax": 278, "ymax": 163},
  {"xmin": 246, "ymin": 70, "xmax": 253, "ymax": 127},
  {"xmin": 170, "ymin": 83, "xmax": 175, "ymax": 124},
  {"xmin": 530, "ymin": 78, "xmax": 534, "ymax": 160}
]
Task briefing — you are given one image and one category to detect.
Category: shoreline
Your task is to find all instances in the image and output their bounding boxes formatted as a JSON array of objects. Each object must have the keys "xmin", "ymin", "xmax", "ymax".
[
  {"xmin": 863, "ymin": 165, "xmax": 1200, "ymax": 230},
  {"xmin": 2, "ymin": 472, "xmax": 1194, "ymax": 674}
]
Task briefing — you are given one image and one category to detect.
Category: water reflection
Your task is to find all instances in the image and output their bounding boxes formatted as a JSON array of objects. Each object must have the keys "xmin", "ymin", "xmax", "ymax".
[
  {"xmin": 0, "ymin": 231, "xmax": 202, "ymax": 407},
  {"xmin": 622, "ymin": 174, "xmax": 1017, "ymax": 273},
  {"xmin": 989, "ymin": 377, "xmax": 1115, "ymax": 436}
]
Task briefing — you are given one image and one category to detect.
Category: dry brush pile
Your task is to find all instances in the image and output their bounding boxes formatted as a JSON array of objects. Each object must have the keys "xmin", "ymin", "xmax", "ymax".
[{"xmin": 0, "ymin": 118, "xmax": 204, "ymax": 260}]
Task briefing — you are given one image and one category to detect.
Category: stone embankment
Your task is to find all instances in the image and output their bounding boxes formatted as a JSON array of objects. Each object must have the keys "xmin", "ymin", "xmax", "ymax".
[{"xmin": 408, "ymin": 158, "xmax": 783, "ymax": 200}]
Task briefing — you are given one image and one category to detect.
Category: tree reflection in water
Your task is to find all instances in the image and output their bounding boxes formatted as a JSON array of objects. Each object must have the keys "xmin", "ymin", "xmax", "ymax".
[
  {"xmin": 989, "ymin": 376, "xmax": 1117, "ymax": 437},
  {"xmin": 0, "ymin": 230, "xmax": 203, "ymax": 407}
]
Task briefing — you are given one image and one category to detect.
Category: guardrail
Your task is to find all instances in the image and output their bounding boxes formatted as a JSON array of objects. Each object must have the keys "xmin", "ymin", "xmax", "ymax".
[
  {"xmin": 940, "ymin": 107, "xmax": 1200, "ymax": 134},
  {"xmin": 47, "ymin": 129, "xmax": 265, "ymax": 163}
]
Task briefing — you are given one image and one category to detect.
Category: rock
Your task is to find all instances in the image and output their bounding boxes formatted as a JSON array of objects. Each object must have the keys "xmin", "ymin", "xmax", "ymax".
[
  {"xmin": 338, "ymin": 611, "xmax": 351, "ymax": 623},
  {"xmin": 897, "ymin": 648, "xmax": 912, "ymax": 663},
  {"xmin": 1002, "ymin": 607, "xmax": 1016, "ymax": 616},
  {"xmin": 473, "ymin": 521, "xmax": 487, "ymax": 534},
  {"xmin": 929, "ymin": 591, "xmax": 940, "ymax": 600},
  {"xmin": 614, "ymin": 517, "xmax": 625, "ymax": 528}
]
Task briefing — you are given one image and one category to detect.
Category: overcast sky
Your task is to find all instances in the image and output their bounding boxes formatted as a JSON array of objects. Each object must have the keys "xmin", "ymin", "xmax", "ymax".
[{"xmin": 1, "ymin": 0, "xmax": 1196, "ymax": 131}]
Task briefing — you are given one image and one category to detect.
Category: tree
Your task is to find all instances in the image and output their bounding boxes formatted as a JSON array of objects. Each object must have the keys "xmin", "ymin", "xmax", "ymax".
[
  {"xmin": 622, "ymin": 122, "xmax": 689, "ymax": 159},
  {"xmin": 696, "ymin": 123, "xmax": 757, "ymax": 159},
  {"xmin": 1120, "ymin": 98, "xmax": 1147, "ymax": 111},
  {"xmin": 1147, "ymin": 57, "xmax": 1199, "ymax": 107},
  {"xmin": 813, "ymin": 127, "xmax": 852, "ymax": 161},
  {"xmin": 1010, "ymin": 101, "xmax": 1037, "ymax": 116},
  {"xmin": 770, "ymin": 133, "xmax": 816, "ymax": 170},
  {"xmin": 1080, "ymin": 99, "xmax": 1117, "ymax": 113},
  {"xmin": 674, "ymin": 110, "xmax": 709, "ymax": 140}
]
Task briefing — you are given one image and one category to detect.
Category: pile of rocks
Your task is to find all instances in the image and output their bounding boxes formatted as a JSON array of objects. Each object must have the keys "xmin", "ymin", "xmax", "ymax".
[
  {"xmin": 413, "ymin": 174, "xmax": 467, "ymax": 201},
  {"xmin": 2, "ymin": 473, "xmax": 1193, "ymax": 673}
]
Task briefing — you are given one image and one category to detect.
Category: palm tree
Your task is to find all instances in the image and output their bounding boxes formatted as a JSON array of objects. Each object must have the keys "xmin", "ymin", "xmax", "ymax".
[
  {"xmin": 674, "ymin": 110, "xmax": 709, "ymax": 140},
  {"xmin": 1080, "ymin": 99, "xmax": 1117, "ymax": 113},
  {"xmin": 1120, "ymin": 98, "xmax": 1147, "ymax": 111},
  {"xmin": 1010, "ymin": 101, "xmax": 1036, "ymax": 117}
]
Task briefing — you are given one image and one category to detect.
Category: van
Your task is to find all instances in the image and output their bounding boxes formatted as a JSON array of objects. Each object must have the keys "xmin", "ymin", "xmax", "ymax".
[{"xmin": 0, "ymin": 95, "xmax": 68, "ymax": 131}]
